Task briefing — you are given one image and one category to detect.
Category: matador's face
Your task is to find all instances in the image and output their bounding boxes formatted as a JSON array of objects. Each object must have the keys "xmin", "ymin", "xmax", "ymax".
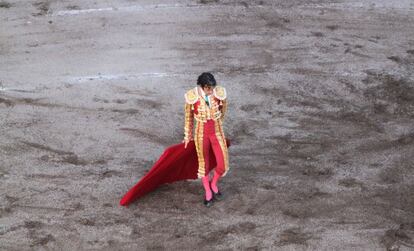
[{"xmin": 202, "ymin": 85, "xmax": 214, "ymax": 96}]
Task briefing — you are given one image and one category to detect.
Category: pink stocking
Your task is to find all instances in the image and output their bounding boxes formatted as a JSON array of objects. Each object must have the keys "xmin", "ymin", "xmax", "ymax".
[
  {"xmin": 211, "ymin": 170, "xmax": 221, "ymax": 193},
  {"xmin": 202, "ymin": 176, "xmax": 212, "ymax": 200}
]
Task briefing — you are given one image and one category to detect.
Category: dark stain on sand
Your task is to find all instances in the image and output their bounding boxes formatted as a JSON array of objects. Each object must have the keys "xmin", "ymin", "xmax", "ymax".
[{"xmin": 119, "ymin": 127, "xmax": 174, "ymax": 145}]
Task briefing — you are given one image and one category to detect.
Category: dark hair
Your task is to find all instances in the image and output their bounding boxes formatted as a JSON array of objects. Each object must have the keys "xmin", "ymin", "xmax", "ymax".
[{"xmin": 197, "ymin": 72, "xmax": 216, "ymax": 87}]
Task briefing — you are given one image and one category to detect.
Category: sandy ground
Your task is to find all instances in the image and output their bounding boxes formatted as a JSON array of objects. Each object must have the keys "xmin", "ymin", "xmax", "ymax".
[{"xmin": 1, "ymin": 0, "xmax": 414, "ymax": 250}]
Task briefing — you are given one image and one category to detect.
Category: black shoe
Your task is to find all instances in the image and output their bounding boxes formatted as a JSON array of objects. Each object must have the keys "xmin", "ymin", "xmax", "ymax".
[
  {"xmin": 203, "ymin": 197, "xmax": 214, "ymax": 207},
  {"xmin": 212, "ymin": 190, "xmax": 223, "ymax": 201}
]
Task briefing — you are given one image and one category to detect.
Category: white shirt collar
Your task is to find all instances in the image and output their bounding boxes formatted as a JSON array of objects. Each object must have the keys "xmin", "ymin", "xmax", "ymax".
[
  {"xmin": 199, "ymin": 86, "xmax": 206, "ymax": 97},
  {"xmin": 197, "ymin": 87, "xmax": 211, "ymax": 107}
]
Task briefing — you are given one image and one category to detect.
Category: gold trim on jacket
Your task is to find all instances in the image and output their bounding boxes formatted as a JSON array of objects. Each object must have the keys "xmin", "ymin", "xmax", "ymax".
[{"xmin": 183, "ymin": 86, "xmax": 229, "ymax": 178}]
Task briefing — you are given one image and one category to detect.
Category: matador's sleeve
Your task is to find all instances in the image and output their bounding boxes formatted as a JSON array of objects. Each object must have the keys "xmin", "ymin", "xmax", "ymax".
[
  {"xmin": 184, "ymin": 89, "xmax": 197, "ymax": 141},
  {"xmin": 221, "ymin": 99, "xmax": 228, "ymax": 121}
]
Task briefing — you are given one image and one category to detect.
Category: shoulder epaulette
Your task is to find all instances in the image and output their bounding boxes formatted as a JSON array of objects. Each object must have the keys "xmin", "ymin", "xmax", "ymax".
[
  {"xmin": 213, "ymin": 86, "xmax": 226, "ymax": 100},
  {"xmin": 184, "ymin": 88, "xmax": 199, "ymax": 104}
]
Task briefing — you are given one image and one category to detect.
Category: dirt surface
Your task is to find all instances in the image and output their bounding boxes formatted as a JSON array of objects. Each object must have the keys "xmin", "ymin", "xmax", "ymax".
[{"xmin": 1, "ymin": 0, "xmax": 414, "ymax": 250}]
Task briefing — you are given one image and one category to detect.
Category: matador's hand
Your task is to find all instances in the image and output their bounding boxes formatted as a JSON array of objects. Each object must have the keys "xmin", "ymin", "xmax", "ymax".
[{"xmin": 182, "ymin": 138, "xmax": 193, "ymax": 148}]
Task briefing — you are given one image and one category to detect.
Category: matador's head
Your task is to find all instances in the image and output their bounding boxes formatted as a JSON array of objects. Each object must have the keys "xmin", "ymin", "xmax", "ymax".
[{"xmin": 197, "ymin": 72, "xmax": 216, "ymax": 96}]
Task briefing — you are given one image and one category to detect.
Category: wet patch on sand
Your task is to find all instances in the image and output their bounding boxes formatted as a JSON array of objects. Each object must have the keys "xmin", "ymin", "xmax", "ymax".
[
  {"xmin": 20, "ymin": 141, "xmax": 108, "ymax": 166},
  {"xmin": 264, "ymin": 15, "xmax": 292, "ymax": 31},
  {"xmin": 356, "ymin": 133, "xmax": 414, "ymax": 153},
  {"xmin": 29, "ymin": 233, "xmax": 55, "ymax": 247},
  {"xmin": 0, "ymin": 94, "xmax": 96, "ymax": 111},
  {"xmin": 363, "ymin": 71, "xmax": 414, "ymax": 116},
  {"xmin": 300, "ymin": 164, "xmax": 333, "ymax": 179},
  {"xmin": 275, "ymin": 227, "xmax": 314, "ymax": 246},
  {"xmin": 32, "ymin": 1, "xmax": 50, "ymax": 16},
  {"xmin": 111, "ymin": 108, "xmax": 141, "ymax": 115},
  {"xmin": 199, "ymin": 221, "xmax": 257, "ymax": 245},
  {"xmin": 134, "ymin": 98, "xmax": 164, "ymax": 110},
  {"xmin": 199, "ymin": 0, "xmax": 219, "ymax": 4},
  {"xmin": 65, "ymin": 5, "xmax": 81, "ymax": 10},
  {"xmin": 338, "ymin": 178, "xmax": 364, "ymax": 189},
  {"xmin": 0, "ymin": 1, "xmax": 11, "ymax": 8},
  {"xmin": 303, "ymin": 109, "xmax": 385, "ymax": 134},
  {"xmin": 381, "ymin": 225, "xmax": 414, "ymax": 251},
  {"xmin": 119, "ymin": 128, "xmax": 174, "ymax": 146},
  {"xmin": 378, "ymin": 157, "xmax": 413, "ymax": 185}
]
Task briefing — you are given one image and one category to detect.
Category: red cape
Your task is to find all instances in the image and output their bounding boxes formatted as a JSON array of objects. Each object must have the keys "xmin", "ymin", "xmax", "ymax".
[{"xmin": 120, "ymin": 138, "xmax": 231, "ymax": 206}]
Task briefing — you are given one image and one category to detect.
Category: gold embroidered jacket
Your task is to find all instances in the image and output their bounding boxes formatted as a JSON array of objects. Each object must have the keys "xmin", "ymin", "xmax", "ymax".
[{"xmin": 183, "ymin": 85, "xmax": 229, "ymax": 178}]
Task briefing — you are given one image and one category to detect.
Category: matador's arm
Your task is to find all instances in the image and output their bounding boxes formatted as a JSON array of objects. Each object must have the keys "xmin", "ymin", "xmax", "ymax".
[
  {"xmin": 184, "ymin": 88, "xmax": 197, "ymax": 141},
  {"xmin": 220, "ymin": 99, "xmax": 227, "ymax": 121},
  {"xmin": 184, "ymin": 102, "xmax": 194, "ymax": 141}
]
